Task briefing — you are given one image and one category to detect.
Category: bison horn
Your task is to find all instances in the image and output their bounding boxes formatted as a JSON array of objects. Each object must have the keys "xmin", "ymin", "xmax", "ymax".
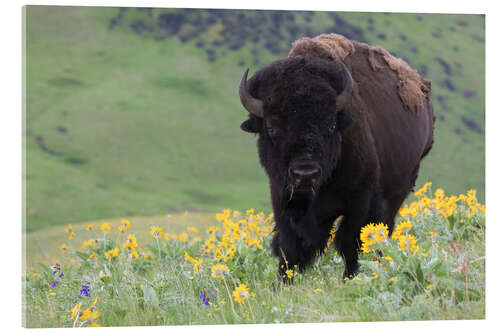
[
  {"xmin": 239, "ymin": 68, "xmax": 264, "ymax": 118},
  {"xmin": 336, "ymin": 62, "xmax": 354, "ymax": 112}
]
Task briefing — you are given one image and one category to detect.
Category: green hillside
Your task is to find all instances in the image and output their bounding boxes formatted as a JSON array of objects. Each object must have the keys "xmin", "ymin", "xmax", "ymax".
[{"xmin": 25, "ymin": 6, "xmax": 485, "ymax": 232}]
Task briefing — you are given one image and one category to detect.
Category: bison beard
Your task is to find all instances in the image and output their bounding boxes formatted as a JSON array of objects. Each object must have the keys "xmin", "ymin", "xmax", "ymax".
[{"xmin": 237, "ymin": 34, "xmax": 435, "ymax": 283}]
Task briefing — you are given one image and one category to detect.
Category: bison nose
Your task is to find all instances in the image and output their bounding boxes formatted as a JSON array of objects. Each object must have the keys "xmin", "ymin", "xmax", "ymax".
[{"xmin": 289, "ymin": 162, "xmax": 321, "ymax": 183}]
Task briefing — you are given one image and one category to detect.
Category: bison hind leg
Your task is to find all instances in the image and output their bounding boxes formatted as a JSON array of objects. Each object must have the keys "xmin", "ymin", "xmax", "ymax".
[{"xmin": 383, "ymin": 191, "xmax": 411, "ymax": 235}]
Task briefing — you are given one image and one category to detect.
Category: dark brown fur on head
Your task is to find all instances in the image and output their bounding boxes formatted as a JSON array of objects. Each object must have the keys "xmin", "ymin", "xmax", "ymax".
[{"xmin": 241, "ymin": 56, "xmax": 353, "ymax": 197}]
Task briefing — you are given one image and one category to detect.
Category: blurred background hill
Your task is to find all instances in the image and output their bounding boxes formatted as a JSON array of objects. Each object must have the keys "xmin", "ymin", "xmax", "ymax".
[{"xmin": 25, "ymin": 6, "xmax": 485, "ymax": 232}]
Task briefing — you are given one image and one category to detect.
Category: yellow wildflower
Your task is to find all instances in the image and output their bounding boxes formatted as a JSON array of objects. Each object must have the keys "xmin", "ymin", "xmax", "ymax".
[
  {"xmin": 86, "ymin": 224, "xmax": 94, "ymax": 231},
  {"xmin": 435, "ymin": 188, "xmax": 445, "ymax": 199},
  {"xmin": 429, "ymin": 231, "xmax": 437, "ymax": 237},
  {"xmin": 224, "ymin": 244, "xmax": 236, "ymax": 262},
  {"xmin": 82, "ymin": 240, "xmax": 93, "ymax": 249},
  {"xmin": 392, "ymin": 220, "xmax": 412, "ymax": 239},
  {"xmin": 372, "ymin": 272, "xmax": 379, "ymax": 279},
  {"xmin": 71, "ymin": 302, "xmax": 83, "ymax": 319},
  {"xmin": 65, "ymin": 224, "xmax": 72, "ymax": 233},
  {"xmin": 179, "ymin": 231, "xmax": 189, "ymax": 242},
  {"xmin": 391, "ymin": 277, "xmax": 398, "ymax": 282},
  {"xmin": 80, "ymin": 307, "xmax": 99, "ymax": 321},
  {"xmin": 414, "ymin": 181, "xmax": 432, "ymax": 197},
  {"xmin": 123, "ymin": 235, "xmax": 138, "ymax": 251},
  {"xmin": 313, "ymin": 288, "xmax": 322, "ymax": 293},
  {"xmin": 187, "ymin": 226, "xmax": 198, "ymax": 234},
  {"xmin": 374, "ymin": 223, "xmax": 389, "ymax": 243},
  {"xmin": 184, "ymin": 251, "xmax": 202, "ymax": 273},
  {"xmin": 81, "ymin": 297, "xmax": 99, "ymax": 321},
  {"xmin": 100, "ymin": 222, "xmax": 111, "ymax": 234},
  {"xmin": 206, "ymin": 226, "xmax": 219, "ymax": 234},
  {"xmin": 130, "ymin": 250, "xmax": 139, "ymax": 259},
  {"xmin": 326, "ymin": 226, "xmax": 336, "ymax": 246},
  {"xmin": 121, "ymin": 218, "xmax": 131, "ymax": 229},
  {"xmin": 398, "ymin": 234, "xmax": 419, "ymax": 253},
  {"xmin": 68, "ymin": 232, "xmax": 75, "ymax": 240},
  {"xmin": 232, "ymin": 283, "xmax": 250, "ymax": 304},
  {"xmin": 285, "ymin": 269, "xmax": 294, "ymax": 279},
  {"xmin": 60, "ymin": 243, "xmax": 67, "ymax": 251},
  {"xmin": 359, "ymin": 222, "xmax": 389, "ymax": 253},
  {"xmin": 214, "ymin": 247, "xmax": 223, "ymax": 260},
  {"xmin": 164, "ymin": 233, "xmax": 170, "ymax": 241},
  {"xmin": 383, "ymin": 256, "xmax": 394, "ymax": 262},
  {"xmin": 211, "ymin": 264, "xmax": 230, "ymax": 280},
  {"xmin": 360, "ymin": 223, "xmax": 382, "ymax": 253},
  {"xmin": 104, "ymin": 247, "xmax": 119, "ymax": 260},
  {"xmin": 194, "ymin": 259, "xmax": 203, "ymax": 273},
  {"xmin": 150, "ymin": 226, "xmax": 163, "ymax": 239}
]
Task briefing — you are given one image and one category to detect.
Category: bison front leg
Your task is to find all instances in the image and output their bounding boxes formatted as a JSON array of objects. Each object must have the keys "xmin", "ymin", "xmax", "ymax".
[
  {"xmin": 334, "ymin": 194, "xmax": 372, "ymax": 279},
  {"xmin": 271, "ymin": 225, "xmax": 317, "ymax": 283}
]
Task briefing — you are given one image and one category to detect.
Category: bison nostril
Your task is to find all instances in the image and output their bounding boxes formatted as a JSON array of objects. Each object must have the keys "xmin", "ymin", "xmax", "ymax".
[{"xmin": 289, "ymin": 163, "xmax": 321, "ymax": 181}]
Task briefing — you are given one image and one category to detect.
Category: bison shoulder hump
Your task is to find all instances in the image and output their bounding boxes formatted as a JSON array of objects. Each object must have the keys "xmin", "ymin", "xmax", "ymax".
[{"xmin": 288, "ymin": 33, "xmax": 432, "ymax": 113}]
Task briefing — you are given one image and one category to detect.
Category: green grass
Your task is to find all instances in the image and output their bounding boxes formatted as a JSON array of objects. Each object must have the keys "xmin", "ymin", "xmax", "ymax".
[
  {"xmin": 25, "ymin": 7, "xmax": 484, "ymax": 232},
  {"xmin": 23, "ymin": 186, "xmax": 485, "ymax": 327}
]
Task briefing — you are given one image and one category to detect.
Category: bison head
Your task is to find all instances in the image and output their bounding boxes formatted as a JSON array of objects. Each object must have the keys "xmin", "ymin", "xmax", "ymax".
[{"xmin": 239, "ymin": 56, "xmax": 354, "ymax": 204}]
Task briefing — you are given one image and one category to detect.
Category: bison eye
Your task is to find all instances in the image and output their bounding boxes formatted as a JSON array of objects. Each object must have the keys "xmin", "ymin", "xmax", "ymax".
[{"xmin": 328, "ymin": 123, "xmax": 336, "ymax": 133}]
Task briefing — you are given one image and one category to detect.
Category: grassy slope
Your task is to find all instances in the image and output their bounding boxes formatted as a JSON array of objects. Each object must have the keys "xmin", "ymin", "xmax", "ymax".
[
  {"xmin": 24, "ymin": 201, "xmax": 485, "ymax": 326},
  {"xmin": 24, "ymin": 212, "xmax": 217, "ymax": 268},
  {"xmin": 25, "ymin": 7, "xmax": 484, "ymax": 232},
  {"xmin": 25, "ymin": 6, "xmax": 272, "ymax": 232}
]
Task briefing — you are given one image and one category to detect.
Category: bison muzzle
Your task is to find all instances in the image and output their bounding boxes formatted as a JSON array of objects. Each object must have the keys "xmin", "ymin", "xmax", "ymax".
[{"xmin": 237, "ymin": 34, "xmax": 435, "ymax": 282}]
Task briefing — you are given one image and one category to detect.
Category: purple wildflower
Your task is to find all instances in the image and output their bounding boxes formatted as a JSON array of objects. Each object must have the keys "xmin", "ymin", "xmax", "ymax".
[
  {"xmin": 200, "ymin": 290, "xmax": 210, "ymax": 306},
  {"xmin": 52, "ymin": 263, "xmax": 61, "ymax": 275},
  {"xmin": 50, "ymin": 263, "xmax": 63, "ymax": 289},
  {"xmin": 80, "ymin": 282, "xmax": 91, "ymax": 297}
]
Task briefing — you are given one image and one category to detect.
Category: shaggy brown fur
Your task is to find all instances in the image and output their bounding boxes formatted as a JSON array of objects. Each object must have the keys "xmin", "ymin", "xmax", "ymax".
[{"xmin": 289, "ymin": 33, "xmax": 430, "ymax": 112}]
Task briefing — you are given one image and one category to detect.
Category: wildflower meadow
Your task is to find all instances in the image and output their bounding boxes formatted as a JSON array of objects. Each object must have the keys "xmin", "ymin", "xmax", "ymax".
[{"xmin": 23, "ymin": 183, "xmax": 485, "ymax": 327}]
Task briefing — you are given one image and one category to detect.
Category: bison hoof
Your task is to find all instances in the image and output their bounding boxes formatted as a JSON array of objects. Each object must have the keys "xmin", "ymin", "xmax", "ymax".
[{"xmin": 342, "ymin": 267, "xmax": 359, "ymax": 281}]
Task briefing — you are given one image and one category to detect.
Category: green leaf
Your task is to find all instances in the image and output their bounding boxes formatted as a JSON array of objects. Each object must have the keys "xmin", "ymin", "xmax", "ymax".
[
  {"xmin": 415, "ymin": 262, "xmax": 424, "ymax": 284},
  {"xmin": 141, "ymin": 284, "xmax": 159, "ymax": 307},
  {"xmin": 75, "ymin": 251, "xmax": 89, "ymax": 261},
  {"xmin": 466, "ymin": 288, "xmax": 481, "ymax": 301},
  {"xmin": 448, "ymin": 215, "xmax": 456, "ymax": 230}
]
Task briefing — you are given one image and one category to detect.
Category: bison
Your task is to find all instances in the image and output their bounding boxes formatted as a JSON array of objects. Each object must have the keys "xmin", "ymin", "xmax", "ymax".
[{"xmin": 237, "ymin": 34, "xmax": 435, "ymax": 281}]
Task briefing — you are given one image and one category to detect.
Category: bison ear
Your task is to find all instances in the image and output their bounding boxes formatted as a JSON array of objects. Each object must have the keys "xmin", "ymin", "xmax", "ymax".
[
  {"xmin": 337, "ymin": 110, "xmax": 354, "ymax": 132},
  {"xmin": 240, "ymin": 116, "xmax": 263, "ymax": 133}
]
